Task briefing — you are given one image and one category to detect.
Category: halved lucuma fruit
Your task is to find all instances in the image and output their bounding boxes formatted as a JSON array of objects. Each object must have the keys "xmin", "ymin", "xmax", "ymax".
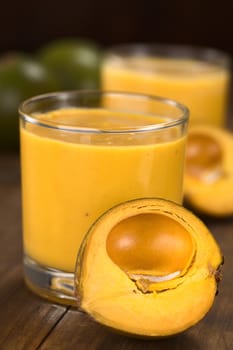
[
  {"xmin": 184, "ymin": 125, "xmax": 233, "ymax": 217},
  {"xmin": 75, "ymin": 198, "xmax": 222, "ymax": 338}
]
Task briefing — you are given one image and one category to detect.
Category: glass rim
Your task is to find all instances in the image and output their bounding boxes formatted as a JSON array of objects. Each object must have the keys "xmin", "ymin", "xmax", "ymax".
[
  {"xmin": 103, "ymin": 43, "xmax": 231, "ymax": 69},
  {"xmin": 19, "ymin": 90, "xmax": 189, "ymax": 134}
]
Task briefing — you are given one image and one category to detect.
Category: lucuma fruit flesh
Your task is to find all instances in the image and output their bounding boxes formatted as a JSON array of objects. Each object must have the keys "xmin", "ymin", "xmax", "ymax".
[
  {"xmin": 184, "ymin": 125, "xmax": 233, "ymax": 217},
  {"xmin": 75, "ymin": 198, "xmax": 223, "ymax": 338}
]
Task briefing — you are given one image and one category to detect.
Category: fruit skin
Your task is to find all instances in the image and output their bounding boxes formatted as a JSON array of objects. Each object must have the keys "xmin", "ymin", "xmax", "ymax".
[
  {"xmin": 38, "ymin": 38, "xmax": 102, "ymax": 90},
  {"xmin": 184, "ymin": 125, "xmax": 233, "ymax": 217},
  {"xmin": 75, "ymin": 198, "xmax": 223, "ymax": 338},
  {"xmin": 0, "ymin": 53, "xmax": 59, "ymax": 150}
]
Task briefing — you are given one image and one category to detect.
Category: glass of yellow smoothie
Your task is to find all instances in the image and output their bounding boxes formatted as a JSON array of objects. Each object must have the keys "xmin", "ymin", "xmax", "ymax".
[
  {"xmin": 19, "ymin": 90, "xmax": 189, "ymax": 304},
  {"xmin": 102, "ymin": 44, "xmax": 231, "ymax": 127}
]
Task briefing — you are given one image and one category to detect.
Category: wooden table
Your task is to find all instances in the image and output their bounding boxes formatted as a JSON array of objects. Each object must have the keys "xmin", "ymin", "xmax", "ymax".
[{"xmin": 0, "ymin": 153, "xmax": 232, "ymax": 350}]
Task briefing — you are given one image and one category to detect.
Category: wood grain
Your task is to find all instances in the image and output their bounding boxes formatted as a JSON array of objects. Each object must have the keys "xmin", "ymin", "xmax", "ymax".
[{"xmin": 0, "ymin": 154, "xmax": 232, "ymax": 350}]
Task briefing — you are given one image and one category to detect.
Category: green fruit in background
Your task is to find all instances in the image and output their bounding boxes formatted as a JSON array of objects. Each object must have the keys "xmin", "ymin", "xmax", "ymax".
[
  {"xmin": 38, "ymin": 38, "xmax": 102, "ymax": 90},
  {"xmin": 0, "ymin": 38, "xmax": 103, "ymax": 151},
  {"xmin": 0, "ymin": 53, "xmax": 60, "ymax": 150}
]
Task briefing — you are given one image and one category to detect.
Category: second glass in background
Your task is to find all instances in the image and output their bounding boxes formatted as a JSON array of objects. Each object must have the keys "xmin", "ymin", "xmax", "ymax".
[{"xmin": 102, "ymin": 44, "xmax": 231, "ymax": 127}]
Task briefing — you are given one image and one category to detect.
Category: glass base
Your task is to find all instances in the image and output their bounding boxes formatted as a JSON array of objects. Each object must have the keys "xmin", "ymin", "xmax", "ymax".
[{"xmin": 23, "ymin": 255, "xmax": 77, "ymax": 306}]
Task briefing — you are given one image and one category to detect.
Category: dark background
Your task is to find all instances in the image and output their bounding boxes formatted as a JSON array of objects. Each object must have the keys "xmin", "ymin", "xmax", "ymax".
[{"xmin": 0, "ymin": 0, "xmax": 233, "ymax": 55}]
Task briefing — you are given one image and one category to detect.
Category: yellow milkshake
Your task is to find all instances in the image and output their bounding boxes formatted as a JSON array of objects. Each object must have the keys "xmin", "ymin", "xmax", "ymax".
[
  {"xmin": 19, "ymin": 91, "xmax": 188, "ymax": 303},
  {"xmin": 102, "ymin": 48, "xmax": 230, "ymax": 126},
  {"xmin": 21, "ymin": 108, "xmax": 186, "ymax": 272}
]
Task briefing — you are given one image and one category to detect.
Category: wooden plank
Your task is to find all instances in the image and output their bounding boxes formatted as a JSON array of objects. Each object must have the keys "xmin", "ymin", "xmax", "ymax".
[
  {"xmin": 0, "ymin": 154, "xmax": 69, "ymax": 350},
  {"xmin": 0, "ymin": 154, "xmax": 232, "ymax": 349},
  {"xmin": 0, "ymin": 279, "xmax": 68, "ymax": 350},
  {"xmin": 38, "ymin": 302, "xmax": 232, "ymax": 350}
]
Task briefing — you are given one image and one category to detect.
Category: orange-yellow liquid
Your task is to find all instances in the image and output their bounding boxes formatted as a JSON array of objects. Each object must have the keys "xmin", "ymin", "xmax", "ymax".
[
  {"xmin": 21, "ymin": 108, "xmax": 186, "ymax": 272},
  {"xmin": 102, "ymin": 57, "xmax": 230, "ymax": 126}
]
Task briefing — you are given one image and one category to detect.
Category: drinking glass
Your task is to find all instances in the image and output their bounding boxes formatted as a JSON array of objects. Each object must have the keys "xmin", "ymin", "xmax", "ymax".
[
  {"xmin": 102, "ymin": 44, "xmax": 231, "ymax": 126},
  {"xmin": 19, "ymin": 90, "xmax": 189, "ymax": 304}
]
